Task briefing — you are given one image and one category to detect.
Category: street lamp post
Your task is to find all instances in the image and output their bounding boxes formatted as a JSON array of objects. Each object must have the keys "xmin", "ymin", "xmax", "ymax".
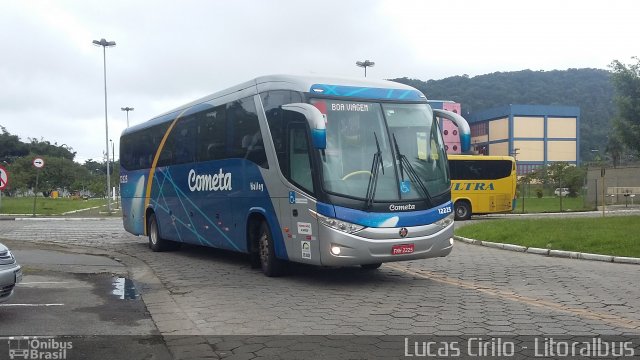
[
  {"xmin": 93, "ymin": 38, "xmax": 116, "ymax": 214},
  {"xmin": 356, "ymin": 60, "xmax": 375, "ymax": 77},
  {"xmin": 121, "ymin": 106, "xmax": 134, "ymax": 127}
]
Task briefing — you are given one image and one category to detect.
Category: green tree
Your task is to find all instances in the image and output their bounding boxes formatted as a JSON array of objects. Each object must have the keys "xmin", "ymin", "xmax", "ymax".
[
  {"xmin": 605, "ymin": 135, "xmax": 625, "ymax": 167},
  {"xmin": 0, "ymin": 126, "xmax": 29, "ymax": 163},
  {"xmin": 610, "ymin": 57, "xmax": 640, "ymax": 154}
]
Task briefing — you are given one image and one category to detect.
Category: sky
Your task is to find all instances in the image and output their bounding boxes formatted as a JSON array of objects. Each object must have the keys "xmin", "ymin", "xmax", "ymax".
[{"xmin": 1, "ymin": 0, "xmax": 638, "ymax": 164}]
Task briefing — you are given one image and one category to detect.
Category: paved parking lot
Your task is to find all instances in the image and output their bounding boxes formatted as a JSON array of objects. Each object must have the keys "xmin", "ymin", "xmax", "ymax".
[{"xmin": 0, "ymin": 218, "xmax": 638, "ymax": 358}]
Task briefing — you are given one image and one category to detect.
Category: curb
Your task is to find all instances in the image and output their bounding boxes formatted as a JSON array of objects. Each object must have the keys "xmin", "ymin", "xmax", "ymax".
[{"xmin": 454, "ymin": 236, "xmax": 640, "ymax": 265}]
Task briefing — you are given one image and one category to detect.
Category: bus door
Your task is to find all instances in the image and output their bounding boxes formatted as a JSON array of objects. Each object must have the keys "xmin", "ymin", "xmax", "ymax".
[{"xmin": 278, "ymin": 121, "xmax": 320, "ymax": 264}]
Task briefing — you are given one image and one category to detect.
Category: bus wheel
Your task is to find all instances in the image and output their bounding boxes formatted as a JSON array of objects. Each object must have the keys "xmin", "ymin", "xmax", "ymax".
[
  {"xmin": 361, "ymin": 263, "xmax": 382, "ymax": 270},
  {"xmin": 258, "ymin": 221, "xmax": 285, "ymax": 277},
  {"xmin": 147, "ymin": 213, "xmax": 180, "ymax": 251},
  {"xmin": 454, "ymin": 201, "xmax": 471, "ymax": 221}
]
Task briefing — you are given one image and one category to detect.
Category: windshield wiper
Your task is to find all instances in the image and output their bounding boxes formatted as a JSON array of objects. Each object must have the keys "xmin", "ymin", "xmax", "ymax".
[
  {"xmin": 392, "ymin": 133, "xmax": 433, "ymax": 207},
  {"xmin": 365, "ymin": 132, "xmax": 384, "ymax": 209}
]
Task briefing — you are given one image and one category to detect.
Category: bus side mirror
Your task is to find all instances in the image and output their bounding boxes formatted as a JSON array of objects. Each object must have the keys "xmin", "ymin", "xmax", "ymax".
[
  {"xmin": 433, "ymin": 109, "xmax": 471, "ymax": 153},
  {"xmin": 282, "ymin": 103, "xmax": 326, "ymax": 150}
]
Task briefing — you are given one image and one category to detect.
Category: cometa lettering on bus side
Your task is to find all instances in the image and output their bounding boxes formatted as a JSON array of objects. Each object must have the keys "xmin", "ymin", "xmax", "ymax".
[
  {"xmin": 188, "ymin": 168, "xmax": 232, "ymax": 192},
  {"xmin": 453, "ymin": 182, "xmax": 495, "ymax": 191}
]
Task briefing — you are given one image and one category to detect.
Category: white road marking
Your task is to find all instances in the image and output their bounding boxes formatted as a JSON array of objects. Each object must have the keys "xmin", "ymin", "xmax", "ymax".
[
  {"xmin": 18, "ymin": 282, "xmax": 69, "ymax": 286},
  {"xmin": 0, "ymin": 304, "xmax": 64, "ymax": 307}
]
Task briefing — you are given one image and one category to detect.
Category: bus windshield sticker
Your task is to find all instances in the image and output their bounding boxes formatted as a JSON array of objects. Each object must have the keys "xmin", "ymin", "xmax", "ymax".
[
  {"xmin": 297, "ymin": 222, "xmax": 312, "ymax": 235},
  {"xmin": 416, "ymin": 132, "xmax": 427, "ymax": 160},
  {"xmin": 301, "ymin": 241, "xmax": 311, "ymax": 259},
  {"xmin": 400, "ymin": 181, "xmax": 411, "ymax": 194}
]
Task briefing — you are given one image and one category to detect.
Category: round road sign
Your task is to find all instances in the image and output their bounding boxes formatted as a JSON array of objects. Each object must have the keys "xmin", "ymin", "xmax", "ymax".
[
  {"xmin": 0, "ymin": 166, "xmax": 8, "ymax": 190},
  {"xmin": 33, "ymin": 157, "xmax": 45, "ymax": 169}
]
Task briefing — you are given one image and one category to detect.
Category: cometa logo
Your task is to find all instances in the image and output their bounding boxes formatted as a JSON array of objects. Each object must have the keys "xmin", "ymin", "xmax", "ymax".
[
  {"xmin": 453, "ymin": 182, "xmax": 495, "ymax": 191},
  {"xmin": 389, "ymin": 204, "xmax": 416, "ymax": 211},
  {"xmin": 188, "ymin": 169, "xmax": 232, "ymax": 192}
]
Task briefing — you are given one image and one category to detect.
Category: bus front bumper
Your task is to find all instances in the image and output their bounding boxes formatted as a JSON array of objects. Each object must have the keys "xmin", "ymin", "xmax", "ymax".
[{"xmin": 318, "ymin": 221, "xmax": 454, "ymax": 267}]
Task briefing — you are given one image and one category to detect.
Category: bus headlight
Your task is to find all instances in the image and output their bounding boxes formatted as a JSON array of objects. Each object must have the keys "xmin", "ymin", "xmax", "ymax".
[
  {"xmin": 310, "ymin": 211, "xmax": 365, "ymax": 234},
  {"xmin": 435, "ymin": 212, "xmax": 454, "ymax": 229}
]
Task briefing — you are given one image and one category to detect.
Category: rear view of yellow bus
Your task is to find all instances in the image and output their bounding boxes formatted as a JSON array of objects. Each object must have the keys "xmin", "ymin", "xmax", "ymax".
[{"xmin": 448, "ymin": 155, "xmax": 517, "ymax": 220}]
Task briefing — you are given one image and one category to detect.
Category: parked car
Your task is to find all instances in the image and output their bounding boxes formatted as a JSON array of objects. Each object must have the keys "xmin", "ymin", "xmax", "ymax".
[
  {"xmin": 0, "ymin": 242, "xmax": 22, "ymax": 303},
  {"xmin": 554, "ymin": 188, "xmax": 570, "ymax": 197}
]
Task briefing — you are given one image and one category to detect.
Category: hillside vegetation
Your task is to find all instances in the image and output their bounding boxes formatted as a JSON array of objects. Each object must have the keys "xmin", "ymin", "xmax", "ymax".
[{"xmin": 392, "ymin": 68, "xmax": 614, "ymax": 161}]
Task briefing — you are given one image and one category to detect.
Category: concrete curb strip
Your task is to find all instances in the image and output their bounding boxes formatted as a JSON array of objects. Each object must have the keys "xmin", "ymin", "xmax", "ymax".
[
  {"xmin": 453, "ymin": 235, "xmax": 639, "ymax": 265},
  {"xmin": 14, "ymin": 217, "xmax": 108, "ymax": 221},
  {"xmin": 549, "ymin": 249, "xmax": 580, "ymax": 259},
  {"xmin": 526, "ymin": 247, "xmax": 549, "ymax": 255},
  {"xmin": 479, "ymin": 241, "xmax": 504, "ymax": 250},
  {"xmin": 502, "ymin": 243, "xmax": 527, "ymax": 252},
  {"xmin": 613, "ymin": 256, "xmax": 640, "ymax": 265},
  {"xmin": 580, "ymin": 253, "xmax": 614, "ymax": 262}
]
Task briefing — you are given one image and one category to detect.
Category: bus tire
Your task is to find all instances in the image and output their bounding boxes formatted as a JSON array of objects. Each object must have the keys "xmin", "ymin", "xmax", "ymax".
[
  {"xmin": 454, "ymin": 200, "xmax": 472, "ymax": 221},
  {"xmin": 248, "ymin": 219, "xmax": 261, "ymax": 269},
  {"xmin": 361, "ymin": 263, "xmax": 382, "ymax": 270},
  {"xmin": 147, "ymin": 213, "xmax": 180, "ymax": 251},
  {"xmin": 258, "ymin": 221, "xmax": 285, "ymax": 277}
]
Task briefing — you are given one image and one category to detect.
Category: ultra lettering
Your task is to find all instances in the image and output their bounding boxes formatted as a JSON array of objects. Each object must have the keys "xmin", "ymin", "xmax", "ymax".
[{"xmin": 453, "ymin": 182, "xmax": 495, "ymax": 191}]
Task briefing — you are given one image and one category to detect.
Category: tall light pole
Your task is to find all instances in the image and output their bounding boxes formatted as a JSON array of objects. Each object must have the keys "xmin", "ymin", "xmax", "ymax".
[
  {"xmin": 121, "ymin": 106, "xmax": 134, "ymax": 127},
  {"xmin": 93, "ymin": 38, "xmax": 116, "ymax": 214},
  {"xmin": 356, "ymin": 60, "xmax": 375, "ymax": 77}
]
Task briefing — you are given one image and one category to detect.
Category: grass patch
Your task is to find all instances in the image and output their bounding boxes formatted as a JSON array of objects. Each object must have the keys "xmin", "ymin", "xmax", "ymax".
[
  {"xmin": 0, "ymin": 197, "xmax": 112, "ymax": 216},
  {"xmin": 455, "ymin": 216, "xmax": 640, "ymax": 258},
  {"xmin": 512, "ymin": 195, "xmax": 593, "ymax": 213}
]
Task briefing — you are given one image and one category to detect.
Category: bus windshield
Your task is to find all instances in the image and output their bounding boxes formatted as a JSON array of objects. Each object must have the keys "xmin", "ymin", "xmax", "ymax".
[{"xmin": 312, "ymin": 99, "xmax": 449, "ymax": 203}]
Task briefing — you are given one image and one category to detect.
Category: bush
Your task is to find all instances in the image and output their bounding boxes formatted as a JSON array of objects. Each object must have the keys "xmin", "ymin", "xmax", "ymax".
[{"xmin": 536, "ymin": 189, "xmax": 543, "ymax": 198}]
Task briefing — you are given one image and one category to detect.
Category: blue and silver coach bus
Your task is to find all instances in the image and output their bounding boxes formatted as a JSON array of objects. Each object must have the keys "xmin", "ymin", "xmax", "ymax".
[{"xmin": 120, "ymin": 75, "xmax": 470, "ymax": 276}]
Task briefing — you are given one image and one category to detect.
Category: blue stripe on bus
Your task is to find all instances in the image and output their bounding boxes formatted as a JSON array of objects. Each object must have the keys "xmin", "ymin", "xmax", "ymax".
[
  {"xmin": 316, "ymin": 201, "xmax": 453, "ymax": 228},
  {"xmin": 309, "ymin": 84, "xmax": 425, "ymax": 101}
]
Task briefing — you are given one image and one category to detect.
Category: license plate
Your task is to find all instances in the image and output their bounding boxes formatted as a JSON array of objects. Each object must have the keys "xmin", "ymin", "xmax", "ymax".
[
  {"xmin": 14, "ymin": 269, "xmax": 22, "ymax": 284},
  {"xmin": 391, "ymin": 243, "xmax": 414, "ymax": 255}
]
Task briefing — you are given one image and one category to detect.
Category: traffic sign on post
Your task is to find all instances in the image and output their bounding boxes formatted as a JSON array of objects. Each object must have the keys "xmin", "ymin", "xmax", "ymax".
[
  {"xmin": 0, "ymin": 165, "xmax": 8, "ymax": 190},
  {"xmin": 33, "ymin": 157, "xmax": 45, "ymax": 169}
]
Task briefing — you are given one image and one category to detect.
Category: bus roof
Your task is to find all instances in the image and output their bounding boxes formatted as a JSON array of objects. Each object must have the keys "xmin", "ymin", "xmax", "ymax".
[
  {"xmin": 122, "ymin": 74, "xmax": 426, "ymax": 136},
  {"xmin": 447, "ymin": 154, "xmax": 515, "ymax": 162}
]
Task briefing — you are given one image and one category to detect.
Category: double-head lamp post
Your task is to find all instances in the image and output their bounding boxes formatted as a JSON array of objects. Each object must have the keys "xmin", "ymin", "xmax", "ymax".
[
  {"xmin": 121, "ymin": 106, "xmax": 134, "ymax": 127},
  {"xmin": 93, "ymin": 38, "xmax": 116, "ymax": 214}
]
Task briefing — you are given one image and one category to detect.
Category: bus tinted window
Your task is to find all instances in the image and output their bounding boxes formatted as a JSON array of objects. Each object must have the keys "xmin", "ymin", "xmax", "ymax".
[
  {"xmin": 159, "ymin": 116, "xmax": 197, "ymax": 167},
  {"xmin": 121, "ymin": 123, "xmax": 169, "ymax": 170},
  {"xmin": 197, "ymin": 105, "xmax": 226, "ymax": 162},
  {"xmin": 260, "ymin": 90, "xmax": 303, "ymax": 173},
  {"xmin": 449, "ymin": 160, "xmax": 512, "ymax": 180},
  {"xmin": 227, "ymin": 97, "xmax": 268, "ymax": 168}
]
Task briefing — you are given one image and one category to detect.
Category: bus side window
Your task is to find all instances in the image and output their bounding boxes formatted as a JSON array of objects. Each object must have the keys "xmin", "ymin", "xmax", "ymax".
[
  {"xmin": 227, "ymin": 97, "xmax": 268, "ymax": 168},
  {"xmin": 288, "ymin": 123, "xmax": 314, "ymax": 193},
  {"xmin": 260, "ymin": 90, "xmax": 303, "ymax": 174},
  {"xmin": 198, "ymin": 106, "xmax": 226, "ymax": 161}
]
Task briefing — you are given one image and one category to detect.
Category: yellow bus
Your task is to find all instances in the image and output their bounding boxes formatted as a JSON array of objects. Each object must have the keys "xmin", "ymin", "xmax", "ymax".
[{"xmin": 448, "ymin": 155, "xmax": 517, "ymax": 220}]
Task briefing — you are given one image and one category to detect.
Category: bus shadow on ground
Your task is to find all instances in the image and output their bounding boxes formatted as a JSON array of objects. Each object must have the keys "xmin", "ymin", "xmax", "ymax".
[{"xmin": 143, "ymin": 242, "xmax": 419, "ymax": 286}]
